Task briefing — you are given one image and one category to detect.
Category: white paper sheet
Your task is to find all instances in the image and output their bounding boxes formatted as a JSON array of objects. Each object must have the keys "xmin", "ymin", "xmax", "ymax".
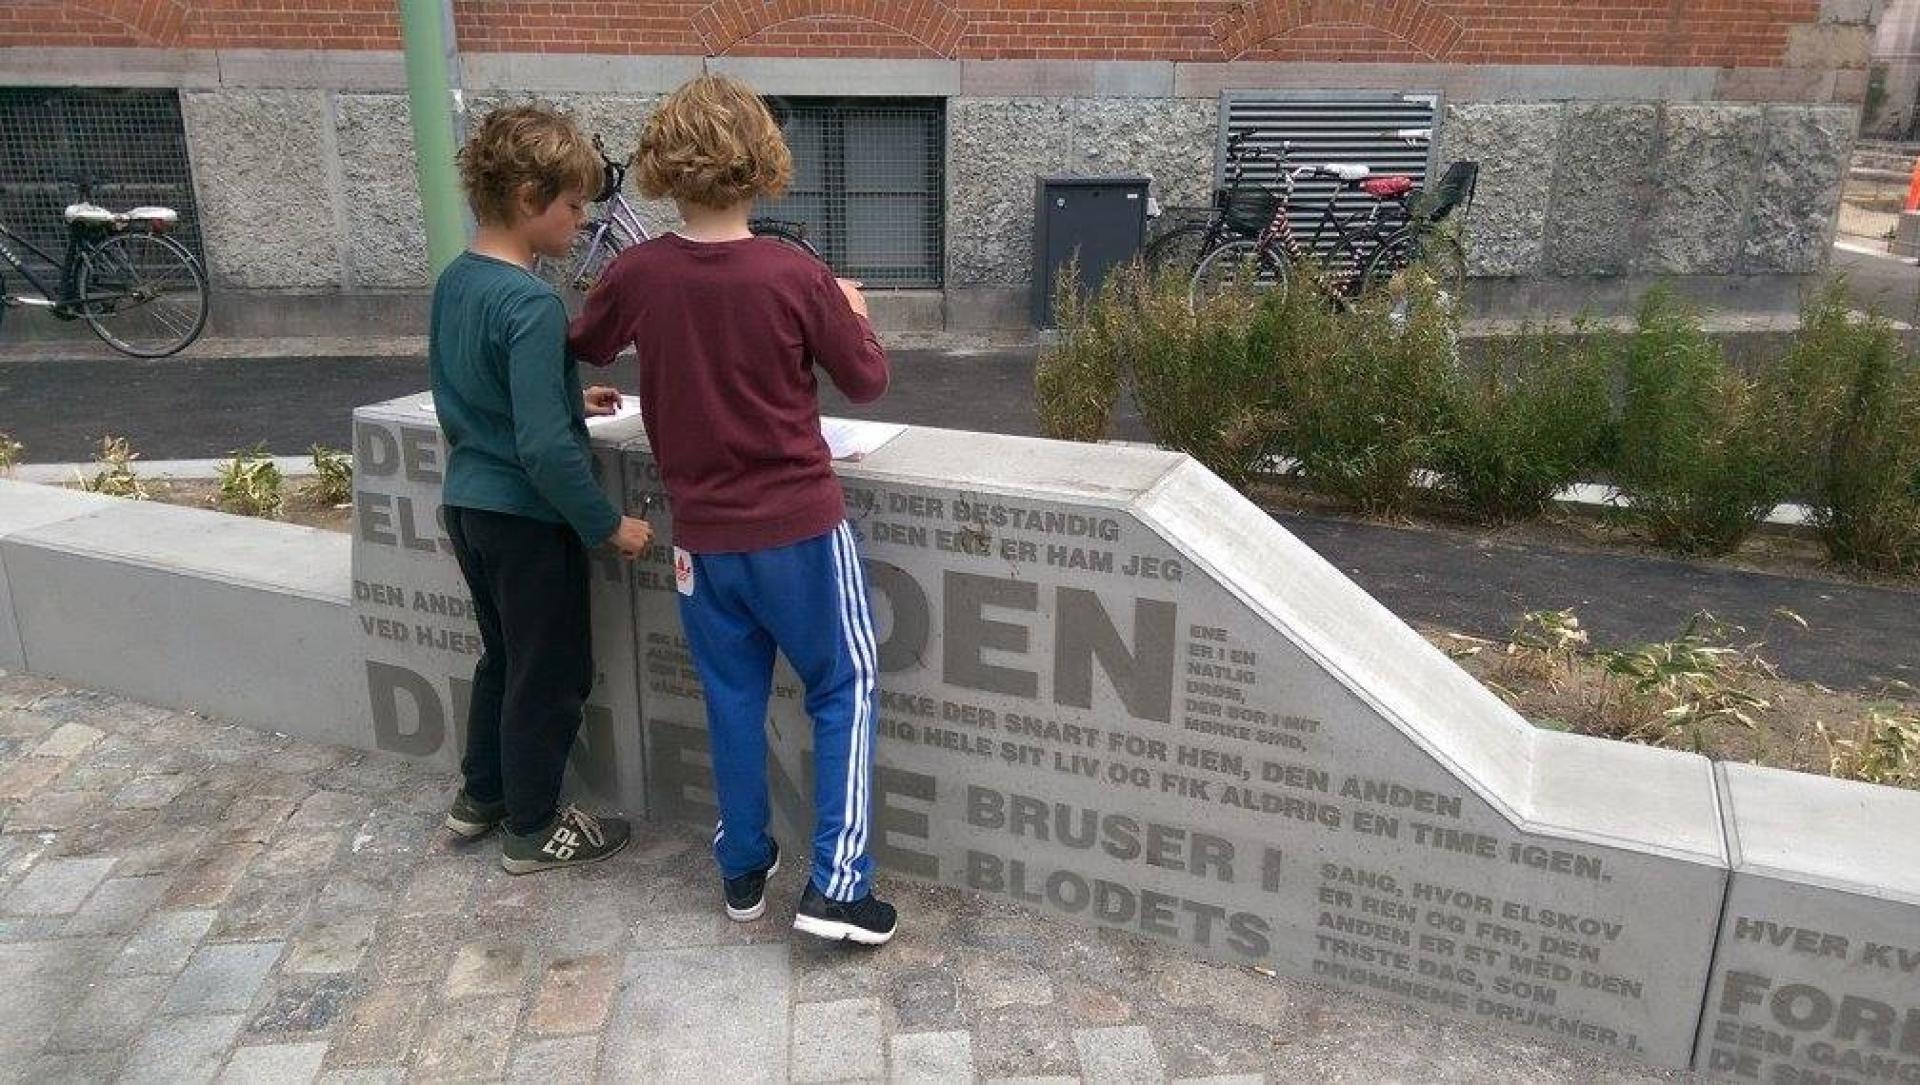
[{"xmin": 821, "ymin": 416, "xmax": 905, "ymax": 461}]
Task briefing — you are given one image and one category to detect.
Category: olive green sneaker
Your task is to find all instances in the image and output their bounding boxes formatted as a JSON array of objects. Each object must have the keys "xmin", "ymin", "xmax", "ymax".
[
  {"xmin": 443, "ymin": 791, "xmax": 507, "ymax": 839},
  {"xmin": 501, "ymin": 805, "xmax": 632, "ymax": 874}
]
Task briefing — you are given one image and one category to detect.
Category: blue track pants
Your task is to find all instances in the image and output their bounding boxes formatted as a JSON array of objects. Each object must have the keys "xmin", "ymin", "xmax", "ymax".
[{"xmin": 675, "ymin": 521, "xmax": 878, "ymax": 901}]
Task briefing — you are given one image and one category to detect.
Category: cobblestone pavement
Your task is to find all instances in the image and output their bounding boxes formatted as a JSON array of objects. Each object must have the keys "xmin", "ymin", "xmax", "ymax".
[{"xmin": 0, "ymin": 671, "xmax": 1685, "ymax": 1084}]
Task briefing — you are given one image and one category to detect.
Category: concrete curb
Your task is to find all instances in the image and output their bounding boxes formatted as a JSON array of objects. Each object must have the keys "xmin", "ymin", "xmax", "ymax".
[{"xmin": 10, "ymin": 457, "xmax": 315, "ymax": 485}]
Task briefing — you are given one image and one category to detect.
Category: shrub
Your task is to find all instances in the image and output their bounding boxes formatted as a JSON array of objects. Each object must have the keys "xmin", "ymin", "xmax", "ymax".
[
  {"xmin": 1612, "ymin": 288, "xmax": 1789, "ymax": 555},
  {"xmin": 304, "ymin": 444, "xmax": 354, "ymax": 507},
  {"xmin": 217, "ymin": 445, "xmax": 284, "ymax": 519},
  {"xmin": 1118, "ymin": 264, "xmax": 1292, "ymax": 486},
  {"xmin": 1278, "ymin": 264, "xmax": 1458, "ymax": 513},
  {"xmin": 0, "ymin": 433, "xmax": 21, "ymax": 475},
  {"xmin": 75, "ymin": 436, "xmax": 149, "ymax": 499},
  {"xmin": 1817, "ymin": 706, "xmax": 1920, "ymax": 789},
  {"xmin": 1584, "ymin": 612, "xmax": 1776, "ymax": 753},
  {"xmin": 1432, "ymin": 324, "xmax": 1615, "ymax": 523},
  {"xmin": 1035, "ymin": 260, "xmax": 1124, "ymax": 443},
  {"xmin": 1773, "ymin": 281, "xmax": 1920, "ymax": 573}
]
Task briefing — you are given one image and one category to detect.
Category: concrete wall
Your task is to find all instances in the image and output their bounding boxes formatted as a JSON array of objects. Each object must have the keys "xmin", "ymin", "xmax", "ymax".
[
  {"xmin": 4, "ymin": 404, "xmax": 1918, "ymax": 1076},
  {"xmin": 0, "ymin": 48, "xmax": 1869, "ymax": 331}
]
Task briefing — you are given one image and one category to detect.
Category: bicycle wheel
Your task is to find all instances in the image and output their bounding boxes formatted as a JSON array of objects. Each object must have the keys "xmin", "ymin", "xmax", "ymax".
[
  {"xmin": 1359, "ymin": 227, "xmax": 1466, "ymax": 312},
  {"xmin": 1142, "ymin": 223, "xmax": 1213, "ymax": 281},
  {"xmin": 538, "ymin": 221, "xmax": 630, "ymax": 296},
  {"xmin": 77, "ymin": 231, "xmax": 209, "ymax": 358},
  {"xmin": 750, "ymin": 220, "xmax": 825, "ymax": 262},
  {"xmin": 1188, "ymin": 239, "xmax": 1286, "ymax": 310}
]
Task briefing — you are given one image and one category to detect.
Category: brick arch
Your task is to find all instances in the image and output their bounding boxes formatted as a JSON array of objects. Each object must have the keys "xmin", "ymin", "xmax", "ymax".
[
  {"xmin": 1211, "ymin": 0, "xmax": 1464, "ymax": 61},
  {"xmin": 74, "ymin": 0, "xmax": 192, "ymax": 45},
  {"xmin": 693, "ymin": 0, "xmax": 969, "ymax": 57}
]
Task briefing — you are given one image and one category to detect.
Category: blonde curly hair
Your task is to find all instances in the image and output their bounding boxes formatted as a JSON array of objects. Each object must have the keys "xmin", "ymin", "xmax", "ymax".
[
  {"xmin": 457, "ymin": 105, "xmax": 603, "ymax": 226},
  {"xmin": 634, "ymin": 75, "xmax": 792, "ymax": 208}
]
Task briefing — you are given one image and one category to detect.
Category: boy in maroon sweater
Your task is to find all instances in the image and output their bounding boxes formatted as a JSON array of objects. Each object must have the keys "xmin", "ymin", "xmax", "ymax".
[{"xmin": 569, "ymin": 75, "xmax": 897, "ymax": 943}]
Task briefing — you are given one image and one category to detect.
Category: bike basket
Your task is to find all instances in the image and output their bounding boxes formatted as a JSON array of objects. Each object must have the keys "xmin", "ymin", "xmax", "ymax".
[{"xmin": 1222, "ymin": 187, "xmax": 1282, "ymax": 234}]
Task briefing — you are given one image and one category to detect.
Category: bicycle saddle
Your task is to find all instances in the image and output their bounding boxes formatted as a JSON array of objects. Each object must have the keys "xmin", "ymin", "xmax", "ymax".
[
  {"xmin": 1315, "ymin": 163, "xmax": 1372, "ymax": 181},
  {"xmin": 64, "ymin": 203, "xmax": 180, "ymax": 229},
  {"xmin": 1361, "ymin": 175, "xmax": 1415, "ymax": 199}
]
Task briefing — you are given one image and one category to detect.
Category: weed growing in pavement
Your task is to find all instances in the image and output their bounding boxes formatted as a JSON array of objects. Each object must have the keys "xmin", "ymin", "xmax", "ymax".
[
  {"xmin": 304, "ymin": 445, "xmax": 354, "ymax": 507},
  {"xmin": 76, "ymin": 435, "xmax": 149, "ymax": 499},
  {"xmin": 217, "ymin": 445, "xmax": 284, "ymax": 519},
  {"xmin": 1817, "ymin": 707, "xmax": 1920, "ymax": 789}
]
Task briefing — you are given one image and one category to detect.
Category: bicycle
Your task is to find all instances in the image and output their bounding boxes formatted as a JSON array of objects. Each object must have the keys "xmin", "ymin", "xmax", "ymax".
[
  {"xmin": 0, "ymin": 176, "xmax": 209, "ymax": 358},
  {"xmin": 538, "ymin": 134, "xmax": 825, "ymax": 295},
  {"xmin": 1149, "ymin": 130, "xmax": 1475, "ymax": 313}
]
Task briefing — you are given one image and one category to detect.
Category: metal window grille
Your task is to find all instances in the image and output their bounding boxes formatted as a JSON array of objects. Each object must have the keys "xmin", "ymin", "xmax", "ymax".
[
  {"xmin": 761, "ymin": 97, "xmax": 945, "ymax": 288},
  {"xmin": 0, "ymin": 87, "xmax": 205, "ymax": 275},
  {"xmin": 1219, "ymin": 90, "xmax": 1440, "ymax": 268}
]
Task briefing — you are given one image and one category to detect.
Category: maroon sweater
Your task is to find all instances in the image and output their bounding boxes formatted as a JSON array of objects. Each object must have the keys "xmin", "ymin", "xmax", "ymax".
[{"xmin": 568, "ymin": 233, "xmax": 889, "ymax": 553}]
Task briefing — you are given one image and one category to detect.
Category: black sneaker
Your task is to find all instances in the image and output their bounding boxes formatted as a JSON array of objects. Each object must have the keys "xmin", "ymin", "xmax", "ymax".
[
  {"xmin": 443, "ymin": 790, "xmax": 507, "ymax": 839},
  {"xmin": 501, "ymin": 805, "xmax": 631, "ymax": 874},
  {"xmin": 794, "ymin": 883, "xmax": 897, "ymax": 945},
  {"xmin": 723, "ymin": 840, "xmax": 781, "ymax": 922}
]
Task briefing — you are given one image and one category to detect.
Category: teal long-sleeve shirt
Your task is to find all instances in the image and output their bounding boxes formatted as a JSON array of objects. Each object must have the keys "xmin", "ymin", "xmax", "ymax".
[{"xmin": 428, "ymin": 252, "xmax": 620, "ymax": 547}]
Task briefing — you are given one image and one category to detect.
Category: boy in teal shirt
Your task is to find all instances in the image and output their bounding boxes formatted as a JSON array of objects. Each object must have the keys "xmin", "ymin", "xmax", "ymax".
[{"xmin": 430, "ymin": 106, "xmax": 653, "ymax": 873}]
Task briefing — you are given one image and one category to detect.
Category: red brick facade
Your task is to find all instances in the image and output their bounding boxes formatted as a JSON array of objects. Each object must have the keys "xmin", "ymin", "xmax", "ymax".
[{"xmin": 0, "ymin": 0, "xmax": 1822, "ymax": 67}]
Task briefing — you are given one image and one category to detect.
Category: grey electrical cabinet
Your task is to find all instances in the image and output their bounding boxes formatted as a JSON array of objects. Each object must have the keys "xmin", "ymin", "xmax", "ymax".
[{"xmin": 1031, "ymin": 175, "xmax": 1149, "ymax": 328}]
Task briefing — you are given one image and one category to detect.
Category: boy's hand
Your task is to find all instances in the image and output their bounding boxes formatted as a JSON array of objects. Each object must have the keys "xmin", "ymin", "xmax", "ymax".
[
  {"xmin": 609, "ymin": 515, "xmax": 653, "ymax": 559},
  {"xmin": 835, "ymin": 278, "xmax": 870, "ymax": 319},
  {"xmin": 584, "ymin": 386, "xmax": 623, "ymax": 416}
]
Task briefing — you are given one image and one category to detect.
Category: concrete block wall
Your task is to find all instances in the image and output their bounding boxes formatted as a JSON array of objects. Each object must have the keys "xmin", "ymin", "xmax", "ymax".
[
  {"xmin": 0, "ymin": 484, "xmax": 356, "ymax": 739},
  {"xmin": 5, "ymin": 407, "xmax": 1918, "ymax": 1078},
  {"xmin": 0, "ymin": 44, "xmax": 1872, "ymax": 332}
]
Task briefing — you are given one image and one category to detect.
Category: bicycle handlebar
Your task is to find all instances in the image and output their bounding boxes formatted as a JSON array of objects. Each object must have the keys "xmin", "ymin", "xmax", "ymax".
[{"xmin": 590, "ymin": 133, "xmax": 628, "ymax": 205}]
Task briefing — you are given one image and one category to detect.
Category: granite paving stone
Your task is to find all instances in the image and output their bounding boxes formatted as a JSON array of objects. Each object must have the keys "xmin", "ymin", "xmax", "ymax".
[
  {"xmin": 217, "ymin": 1041, "xmax": 330, "ymax": 1084},
  {"xmin": 604, "ymin": 944, "xmax": 791, "ymax": 1081},
  {"xmin": 0, "ymin": 678, "xmax": 1702, "ymax": 1084},
  {"xmin": 64, "ymin": 874, "xmax": 170, "ymax": 935},
  {"xmin": 326, "ymin": 984, "xmax": 430, "ymax": 1068},
  {"xmin": 1, "ymin": 856, "xmax": 117, "ymax": 915},
  {"xmin": 506, "ymin": 1035, "xmax": 601, "ymax": 1084},
  {"xmin": 14, "ymin": 1050, "xmax": 128, "ymax": 1083},
  {"xmin": 8, "ymin": 789, "xmax": 104, "ymax": 831},
  {"xmin": 444, "ymin": 938, "xmax": 529, "ymax": 999},
  {"xmin": 1076, "ymin": 1025, "xmax": 1168, "ymax": 1084},
  {"xmin": 0, "ymin": 937, "xmax": 120, "ymax": 1060},
  {"xmin": 160, "ymin": 941, "xmax": 286, "ymax": 1015},
  {"xmin": 792, "ymin": 997, "xmax": 887, "ymax": 1084},
  {"xmin": 528, "ymin": 953, "xmax": 619, "ymax": 1036},
  {"xmin": 32, "ymin": 722, "xmax": 104, "ymax": 759},
  {"xmin": 109, "ymin": 909, "xmax": 218, "ymax": 975},
  {"xmin": 164, "ymin": 842, "xmax": 263, "ymax": 907},
  {"xmin": 46, "ymin": 973, "xmax": 174, "ymax": 1052},
  {"xmin": 0, "ymin": 757, "xmax": 67, "ymax": 800},
  {"xmin": 118, "ymin": 1013, "xmax": 247, "ymax": 1085},
  {"xmin": 112, "ymin": 774, "xmax": 192, "ymax": 810},
  {"xmin": 412, "ymin": 995, "xmax": 519, "ymax": 1082},
  {"xmin": 892, "ymin": 1030, "xmax": 977, "ymax": 1083},
  {"xmin": 283, "ymin": 914, "xmax": 378, "ymax": 974},
  {"xmin": 244, "ymin": 974, "xmax": 356, "ymax": 1039}
]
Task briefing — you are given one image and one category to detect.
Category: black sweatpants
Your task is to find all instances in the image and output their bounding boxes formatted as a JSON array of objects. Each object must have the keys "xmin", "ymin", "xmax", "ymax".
[{"xmin": 445, "ymin": 505, "xmax": 594, "ymax": 835}]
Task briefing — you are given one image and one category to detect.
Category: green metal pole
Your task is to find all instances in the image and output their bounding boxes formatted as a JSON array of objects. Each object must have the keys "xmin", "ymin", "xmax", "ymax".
[{"xmin": 399, "ymin": 0, "xmax": 467, "ymax": 275}]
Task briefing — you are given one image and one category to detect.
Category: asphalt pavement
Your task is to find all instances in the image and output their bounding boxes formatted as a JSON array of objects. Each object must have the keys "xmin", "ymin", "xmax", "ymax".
[
  {"xmin": 2, "ymin": 326, "xmax": 1911, "ymax": 694},
  {"xmin": 0, "ymin": 347, "xmax": 1138, "ymax": 463}
]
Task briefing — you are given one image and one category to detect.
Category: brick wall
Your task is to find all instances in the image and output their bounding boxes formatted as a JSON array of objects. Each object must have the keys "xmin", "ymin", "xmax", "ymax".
[{"xmin": 0, "ymin": 0, "xmax": 1851, "ymax": 68}]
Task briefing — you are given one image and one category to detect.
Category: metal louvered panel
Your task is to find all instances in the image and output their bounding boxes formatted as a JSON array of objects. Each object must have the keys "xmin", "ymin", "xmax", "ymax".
[{"xmin": 1219, "ymin": 91, "xmax": 1441, "ymax": 265}]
